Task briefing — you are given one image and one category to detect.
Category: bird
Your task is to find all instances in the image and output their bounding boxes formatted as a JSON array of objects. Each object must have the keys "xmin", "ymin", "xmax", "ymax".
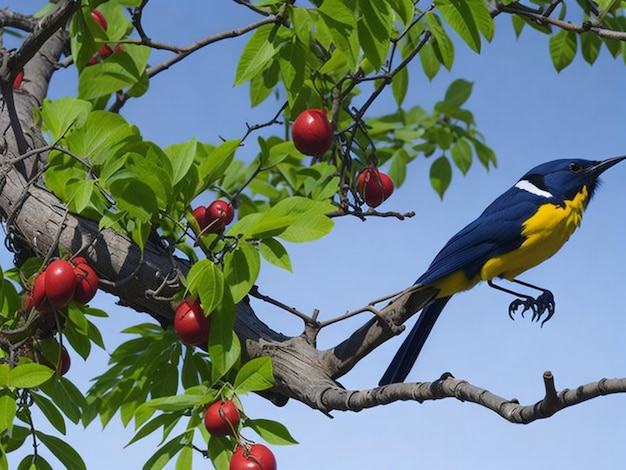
[{"xmin": 379, "ymin": 156, "xmax": 626, "ymax": 386}]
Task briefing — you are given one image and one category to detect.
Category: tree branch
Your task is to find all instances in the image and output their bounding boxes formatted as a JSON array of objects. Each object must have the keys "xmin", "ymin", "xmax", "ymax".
[{"xmin": 316, "ymin": 371, "xmax": 626, "ymax": 423}]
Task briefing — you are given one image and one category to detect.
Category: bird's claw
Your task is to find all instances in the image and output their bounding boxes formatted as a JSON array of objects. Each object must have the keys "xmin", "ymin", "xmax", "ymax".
[{"xmin": 507, "ymin": 290, "xmax": 555, "ymax": 325}]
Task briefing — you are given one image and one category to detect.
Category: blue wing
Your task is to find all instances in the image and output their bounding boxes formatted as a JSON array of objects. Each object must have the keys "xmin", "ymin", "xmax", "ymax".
[
  {"xmin": 417, "ymin": 187, "xmax": 542, "ymax": 285},
  {"xmin": 380, "ymin": 187, "xmax": 545, "ymax": 385}
]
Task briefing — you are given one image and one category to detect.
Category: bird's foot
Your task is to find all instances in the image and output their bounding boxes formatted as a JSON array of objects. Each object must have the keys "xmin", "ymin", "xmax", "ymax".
[{"xmin": 507, "ymin": 290, "xmax": 555, "ymax": 325}]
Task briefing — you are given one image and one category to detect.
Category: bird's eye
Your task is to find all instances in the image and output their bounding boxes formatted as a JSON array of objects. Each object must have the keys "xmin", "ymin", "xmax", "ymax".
[{"xmin": 568, "ymin": 162, "xmax": 582, "ymax": 172}]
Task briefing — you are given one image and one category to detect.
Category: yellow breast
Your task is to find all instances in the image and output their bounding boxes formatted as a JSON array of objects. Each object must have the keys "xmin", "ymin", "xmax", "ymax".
[{"xmin": 480, "ymin": 186, "xmax": 589, "ymax": 281}]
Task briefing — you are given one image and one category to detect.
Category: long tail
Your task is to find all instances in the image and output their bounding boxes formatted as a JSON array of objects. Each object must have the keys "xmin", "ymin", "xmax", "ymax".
[{"xmin": 379, "ymin": 296, "xmax": 452, "ymax": 385}]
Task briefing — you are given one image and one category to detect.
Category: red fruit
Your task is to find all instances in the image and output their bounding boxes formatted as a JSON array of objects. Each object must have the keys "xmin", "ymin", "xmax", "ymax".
[
  {"xmin": 32, "ymin": 272, "xmax": 53, "ymax": 313},
  {"xmin": 113, "ymin": 44, "xmax": 125, "ymax": 54},
  {"xmin": 87, "ymin": 56, "xmax": 98, "ymax": 66},
  {"xmin": 58, "ymin": 346, "xmax": 71, "ymax": 376},
  {"xmin": 192, "ymin": 206, "xmax": 208, "ymax": 230},
  {"xmin": 73, "ymin": 261, "xmax": 99, "ymax": 304},
  {"xmin": 174, "ymin": 298, "xmax": 210, "ymax": 346},
  {"xmin": 44, "ymin": 260, "xmax": 77, "ymax": 309},
  {"xmin": 356, "ymin": 167, "xmax": 394, "ymax": 208},
  {"xmin": 291, "ymin": 109, "xmax": 333, "ymax": 157},
  {"xmin": 230, "ymin": 444, "xmax": 277, "ymax": 470},
  {"xmin": 99, "ymin": 44, "xmax": 113, "ymax": 59},
  {"xmin": 205, "ymin": 200, "xmax": 235, "ymax": 233},
  {"xmin": 204, "ymin": 399, "xmax": 240, "ymax": 436},
  {"xmin": 90, "ymin": 10, "xmax": 108, "ymax": 30},
  {"xmin": 13, "ymin": 70, "xmax": 23, "ymax": 89}
]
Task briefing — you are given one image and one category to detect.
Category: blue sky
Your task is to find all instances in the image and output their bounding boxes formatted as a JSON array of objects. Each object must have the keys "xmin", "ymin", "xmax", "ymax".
[{"xmin": 7, "ymin": 1, "xmax": 626, "ymax": 469}]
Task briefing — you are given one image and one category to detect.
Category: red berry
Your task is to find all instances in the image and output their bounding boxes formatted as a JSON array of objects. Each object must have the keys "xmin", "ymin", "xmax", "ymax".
[
  {"xmin": 291, "ymin": 109, "xmax": 333, "ymax": 157},
  {"xmin": 13, "ymin": 70, "xmax": 23, "ymax": 89},
  {"xmin": 204, "ymin": 400, "xmax": 240, "ymax": 436},
  {"xmin": 44, "ymin": 260, "xmax": 77, "ymax": 309},
  {"xmin": 73, "ymin": 260, "xmax": 99, "ymax": 304},
  {"xmin": 90, "ymin": 10, "xmax": 108, "ymax": 30},
  {"xmin": 356, "ymin": 167, "xmax": 394, "ymax": 208},
  {"xmin": 230, "ymin": 444, "xmax": 277, "ymax": 470},
  {"xmin": 87, "ymin": 56, "xmax": 98, "ymax": 66},
  {"xmin": 205, "ymin": 200, "xmax": 235, "ymax": 233},
  {"xmin": 32, "ymin": 272, "xmax": 53, "ymax": 313},
  {"xmin": 99, "ymin": 44, "xmax": 113, "ymax": 59},
  {"xmin": 174, "ymin": 298, "xmax": 210, "ymax": 346},
  {"xmin": 58, "ymin": 346, "xmax": 71, "ymax": 376},
  {"xmin": 192, "ymin": 206, "xmax": 208, "ymax": 230},
  {"xmin": 113, "ymin": 44, "xmax": 125, "ymax": 54}
]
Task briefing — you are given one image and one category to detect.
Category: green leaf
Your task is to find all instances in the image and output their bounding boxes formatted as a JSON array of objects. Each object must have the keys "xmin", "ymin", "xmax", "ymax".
[
  {"xmin": 317, "ymin": 4, "xmax": 359, "ymax": 74},
  {"xmin": 32, "ymin": 393, "xmax": 66, "ymax": 435},
  {"xmin": 357, "ymin": 0, "xmax": 393, "ymax": 71},
  {"xmin": 472, "ymin": 138, "xmax": 497, "ymax": 168},
  {"xmin": 549, "ymin": 29, "xmax": 577, "ymax": 72},
  {"xmin": 392, "ymin": 66, "xmax": 409, "ymax": 107},
  {"xmin": 279, "ymin": 39, "xmax": 306, "ymax": 107},
  {"xmin": 78, "ymin": 44, "xmax": 151, "ymax": 100},
  {"xmin": 207, "ymin": 435, "xmax": 232, "ymax": 470},
  {"xmin": 450, "ymin": 138, "xmax": 472, "ymax": 175},
  {"xmin": 436, "ymin": 0, "xmax": 493, "ymax": 52},
  {"xmin": 39, "ymin": 97, "xmax": 92, "ymax": 140},
  {"xmin": 235, "ymin": 24, "xmax": 289, "ymax": 86},
  {"xmin": 430, "ymin": 156, "xmax": 452, "ymax": 198},
  {"xmin": 389, "ymin": 148, "xmax": 410, "ymax": 187},
  {"xmin": 209, "ymin": 294, "xmax": 240, "ymax": 382},
  {"xmin": 425, "ymin": 13, "xmax": 454, "ymax": 70},
  {"xmin": 419, "ymin": 42, "xmax": 441, "ymax": 80},
  {"xmin": 443, "ymin": 79, "xmax": 473, "ymax": 108},
  {"xmin": 186, "ymin": 260, "xmax": 224, "ymax": 315},
  {"xmin": 175, "ymin": 446, "xmax": 193, "ymax": 470},
  {"xmin": 0, "ymin": 389, "xmax": 16, "ymax": 433},
  {"xmin": 39, "ymin": 378, "xmax": 87, "ymax": 425},
  {"xmin": 259, "ymin": 238, "xmax": 292, "ymax": 272},
  {"xmin": 165, "ymin": 139, "xmax": 197, "ymax": 186},
  {"xmin": 198, "ymin": 139, "xmax": 240, "ymax": 188},
  {"xmin": 224, "ymin": 242, "xmax": 261, "ymax": 304},
  {"xmin": 36, "ymin": 432, "xmax": 86, "ymax": 470},
  {"xmin": 143, "ymin": 394, "xmax": 205, "ymax": 413},
  {"xmin": 581, "ymin": 31, "xmax": 602, "ymax": 65},
  {"xmin": 141, "ymin": 433, "xmax": 186, "ymax": 470},
  {"xmin": 264, "ymin": 141, "xmax": 298, "ymax": 169},
  {"xmin": 248, "ymin": 197, "xmax": 335, "ymax": 243},
  {"xmin": 8, "ymin": 364, "xmax": 54, "ymax": 389},
  {"xmin": 246, "ymin": 418, "xmax": 299, "ymax": 445},
  {"xmin": 63, "ymin": 111, "xmax": 141, "ymax": 166},
  {"xmin": 234, "ymin": 357, "xmax": 274, "ymax": 394},
  {"xmin": 389, "ymin": 0, "xmax": 416, "ymax": 26},
  {"xmin": 127, "ymin": 412, "xmax": 182, "ymax": 447}
]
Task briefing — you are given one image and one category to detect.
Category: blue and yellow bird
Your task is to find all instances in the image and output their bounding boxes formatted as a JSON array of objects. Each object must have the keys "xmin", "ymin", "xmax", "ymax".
[{"xmin": 380, "ymin": 156, "xmax": 626, "ymax": 386}]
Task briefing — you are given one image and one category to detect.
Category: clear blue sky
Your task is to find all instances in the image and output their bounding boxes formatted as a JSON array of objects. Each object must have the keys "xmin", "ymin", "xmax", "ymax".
[{"xmin": 7, "ymin": 1, "xmax": 626, "ymax": 469}]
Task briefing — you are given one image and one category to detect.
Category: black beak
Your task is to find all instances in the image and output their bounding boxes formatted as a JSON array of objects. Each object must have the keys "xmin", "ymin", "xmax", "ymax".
[{"xmin": 589, "ymin": 155, "xmax": 626, "ymax": 177}]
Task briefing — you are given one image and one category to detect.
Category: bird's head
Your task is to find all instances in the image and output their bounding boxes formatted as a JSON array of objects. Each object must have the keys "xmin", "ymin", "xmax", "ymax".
[{"xmin": 517, "ymin": 156, "xmax": 626, "ymax": 204}]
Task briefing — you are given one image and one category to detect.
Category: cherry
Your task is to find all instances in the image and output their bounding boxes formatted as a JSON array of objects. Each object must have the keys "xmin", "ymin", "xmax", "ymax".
[
  {"xmin": 204, "ymin": 399, "xmax": 240, "ymax": 436},
  {"xmin": 230, "ymin": 444, "xmax": 277, "ymax": 470},
  {"xmin": 356, "ymin": 166, "xmax": 394, "ymax": 208},
  {"xmin": 90, "ymin": 10, "xmax": 108, "ymax": 30},
  {"xmin": 173, "ymin": 298, "xmax": 210, "ymax": 346},
  {"xmin": 58, "ymin": 345, "xmax": 71, "ymax": 376},
  {"xmin": 205, "ymin": 200, "xmax": 235, "ymax": 233},
  {"xmin": 192, "ymin": 206, "xmax": 208, "ymax": 230},
  {"xmin": 98, "ymin": 44, "xmax": 114, "ymax": 60},
  {"xmin": 72, "ymin": 258, "xmax": 99, "ymax": 304},
  {"xmin": 31, "ymin": 271, "xmax": 53, "ymax": 313},
  {"xmin": 291, "ymin": 109, "xmax": 333, "ymax": 157},
  {"xmin": 44, "ymin": 260, "xmax": 77, "ymax": 309}
]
